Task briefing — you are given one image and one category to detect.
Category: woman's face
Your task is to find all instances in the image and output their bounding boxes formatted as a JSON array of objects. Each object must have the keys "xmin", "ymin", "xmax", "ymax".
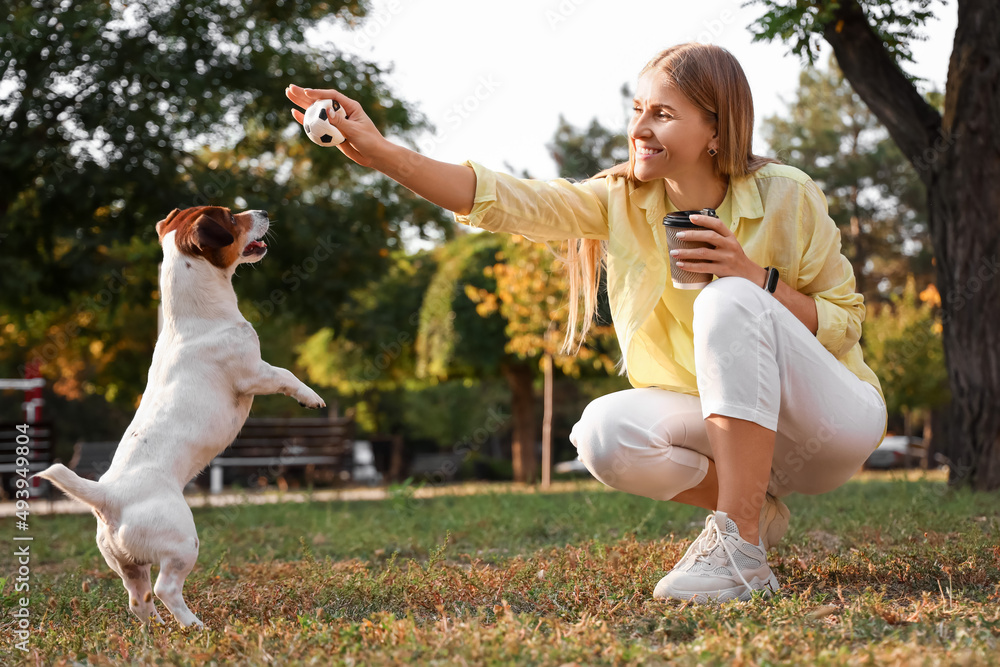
[{"xmin": 629, "ymin": 69, "xmax": 717, "ymax": 182}]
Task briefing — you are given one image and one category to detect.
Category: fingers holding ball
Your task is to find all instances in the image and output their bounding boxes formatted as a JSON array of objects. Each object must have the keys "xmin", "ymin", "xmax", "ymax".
[{"xmin": 302, "ymin": 98, "xmax": 347, "ymax": 146}]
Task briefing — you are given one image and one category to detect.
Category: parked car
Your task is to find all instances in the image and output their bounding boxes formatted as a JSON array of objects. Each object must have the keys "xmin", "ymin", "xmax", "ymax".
[{"xmin": 865, "ymin": 435, "xmax": 925, "ymax": 469}]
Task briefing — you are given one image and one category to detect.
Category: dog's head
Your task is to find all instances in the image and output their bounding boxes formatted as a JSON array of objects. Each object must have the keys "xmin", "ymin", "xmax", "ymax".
[{"xmin": 155, "ymin": 206, "xmax": 269, "ymax": 269}]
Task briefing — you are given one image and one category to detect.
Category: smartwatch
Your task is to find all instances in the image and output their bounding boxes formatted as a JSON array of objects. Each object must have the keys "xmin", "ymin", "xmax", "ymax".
[{"xmin": 763, "ymin": 267, "xmax": 779, "ymax": 294}]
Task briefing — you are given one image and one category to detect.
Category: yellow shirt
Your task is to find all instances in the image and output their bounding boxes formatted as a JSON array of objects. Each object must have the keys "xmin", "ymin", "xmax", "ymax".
[{"xmin": 455, "ymin": 160, "xmax": 885, "ymax": 406}]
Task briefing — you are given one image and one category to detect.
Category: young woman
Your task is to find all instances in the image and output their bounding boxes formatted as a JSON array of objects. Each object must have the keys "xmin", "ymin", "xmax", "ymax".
[{"xmin": 286, "ymin": 43, "xmax": 887, "ymax": 603}]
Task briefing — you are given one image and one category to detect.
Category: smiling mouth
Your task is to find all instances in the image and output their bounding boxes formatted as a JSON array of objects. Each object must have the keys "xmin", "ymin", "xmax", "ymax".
[
  {"xmin": 243, "ymin": 239, "xmax": 268, "ymax": 256},
  {"xmin": 636, "ymin": 146, "xmax": 664, "ymax": 156}
]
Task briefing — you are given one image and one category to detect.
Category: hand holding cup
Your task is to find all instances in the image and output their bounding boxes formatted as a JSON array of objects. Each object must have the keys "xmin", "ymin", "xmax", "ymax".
[
  {"xmin": 663, "ymin": 208, "xmax": 764, "ymax": 288},
  {"xmin": 663, "ymin": 208, "xmax": 718, "ymax": 289}
]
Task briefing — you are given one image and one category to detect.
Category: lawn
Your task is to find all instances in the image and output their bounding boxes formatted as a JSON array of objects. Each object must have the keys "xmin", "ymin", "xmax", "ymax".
[{"xmin": 3, "ymin": 472, "xmax": 999, "ymax": 665}]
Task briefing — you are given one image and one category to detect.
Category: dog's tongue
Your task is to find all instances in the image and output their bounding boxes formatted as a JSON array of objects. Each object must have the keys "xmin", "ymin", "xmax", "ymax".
[{"xmin": 245, "ymin": 240, "xmax": 267, "ymax": 253}]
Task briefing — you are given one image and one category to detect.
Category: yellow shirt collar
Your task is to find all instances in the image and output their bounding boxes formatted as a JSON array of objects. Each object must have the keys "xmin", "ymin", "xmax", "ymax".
[{"xmin": 627, "ymin": 173, "xmax": 765, "ymax": 222}]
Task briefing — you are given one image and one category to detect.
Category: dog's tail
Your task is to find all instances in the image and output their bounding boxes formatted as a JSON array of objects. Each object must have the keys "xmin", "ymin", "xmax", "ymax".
[{"xmin": 33, "ymin": 464, "xmax": 108, "ymax": 513}]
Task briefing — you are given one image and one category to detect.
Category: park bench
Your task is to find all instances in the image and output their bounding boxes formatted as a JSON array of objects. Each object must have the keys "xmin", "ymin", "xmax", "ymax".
[
  {"xmin": 0, "ymin": 422, "xmax": 54, "ymax": 499},
  {"xmin": 208, "ymin": 416, "xmax": 355, "ymax": 494}
]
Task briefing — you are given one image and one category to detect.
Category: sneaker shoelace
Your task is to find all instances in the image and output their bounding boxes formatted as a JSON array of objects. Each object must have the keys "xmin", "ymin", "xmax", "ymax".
[
  {"xmin": 681, "ymin": 514, "xmax": 715, "ymax": 560},
  {"xmin": 690, "ymin": 516, "xmax": 756, "ymax": 596}
]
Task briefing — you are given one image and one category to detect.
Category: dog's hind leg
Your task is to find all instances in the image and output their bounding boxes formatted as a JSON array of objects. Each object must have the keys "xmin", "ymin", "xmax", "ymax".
[
  {"xmin": 154, "ymin": 546, "xmax": 202, "ymax": 628},
  {"xmin": 97, "ymin": 528, "xmax": 164, "ymax": 626},
  {"xmin": 152, "ymin": 503, "xmax": 203, "ymax": 629},
  {"xmin": 122, "ymin": 564, "xmax": 165, "ymax": 626}
]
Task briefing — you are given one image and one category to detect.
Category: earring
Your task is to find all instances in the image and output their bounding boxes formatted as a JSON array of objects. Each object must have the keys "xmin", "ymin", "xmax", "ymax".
[{"xmin": 708, "ymin": 148, "xmax": 718, "ymax": 156}]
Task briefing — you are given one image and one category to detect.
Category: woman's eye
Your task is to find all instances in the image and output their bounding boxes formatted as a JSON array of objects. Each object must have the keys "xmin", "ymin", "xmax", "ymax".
[{"xmin": 658, "ymin": 112, "xmax": 673, "ymax": 120}]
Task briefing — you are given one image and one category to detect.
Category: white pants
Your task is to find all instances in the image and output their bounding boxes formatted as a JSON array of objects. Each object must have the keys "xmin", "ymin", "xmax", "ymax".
[{"xmin": 570, "ymin": 277, "xmax": 887, "ymax": 500}]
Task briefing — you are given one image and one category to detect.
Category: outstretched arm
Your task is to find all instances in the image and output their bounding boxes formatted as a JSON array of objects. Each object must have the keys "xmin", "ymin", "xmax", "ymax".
[{"xmin": 286, "ymin": 84, "xmax": 477, "ymax": 215}]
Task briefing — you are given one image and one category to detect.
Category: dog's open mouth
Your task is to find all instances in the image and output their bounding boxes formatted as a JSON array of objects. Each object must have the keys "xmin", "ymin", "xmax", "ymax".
[{"xmin": 243, "ymin": 239, "xmax": 267, "ymax": 256}]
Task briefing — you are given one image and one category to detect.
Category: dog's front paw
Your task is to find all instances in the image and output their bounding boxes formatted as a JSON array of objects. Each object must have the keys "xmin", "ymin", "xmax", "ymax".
[{"xmin": 296, "ymin": 386, "xmax": 326, "ymax": 410}]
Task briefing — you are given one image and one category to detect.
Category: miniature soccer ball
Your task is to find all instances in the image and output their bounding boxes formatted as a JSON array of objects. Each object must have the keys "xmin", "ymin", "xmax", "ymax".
[{"xmin": 303, "ymin": 99, "xmax": 347, "ymax": 146}]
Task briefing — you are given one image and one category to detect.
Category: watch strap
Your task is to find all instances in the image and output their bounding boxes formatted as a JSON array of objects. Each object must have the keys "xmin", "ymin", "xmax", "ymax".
[{"xmin": 763, "ymin": 266, "xmax": 780, "ymax": 293}]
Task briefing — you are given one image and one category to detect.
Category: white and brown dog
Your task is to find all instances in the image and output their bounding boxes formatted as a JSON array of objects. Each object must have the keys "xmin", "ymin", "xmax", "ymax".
[{"xmin": 35, "ymin": 206, "xmax": 325, "ymax": 628}]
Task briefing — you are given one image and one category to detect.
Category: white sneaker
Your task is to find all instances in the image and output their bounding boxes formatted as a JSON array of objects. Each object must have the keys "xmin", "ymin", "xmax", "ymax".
[
  {"xmin": 653, "ymin": 511, "xmax": 780, "ymax": 603},
  {"xmin": 759, "ymin": 493, "xmax": 790, "ymax": 550},
  {"xmin": 671, "ymin": 495, "xmax": 787, "ymax": 567},
  {"xmin": 665, "ymin": 496, "xmax": 787, "ymax": 578}
]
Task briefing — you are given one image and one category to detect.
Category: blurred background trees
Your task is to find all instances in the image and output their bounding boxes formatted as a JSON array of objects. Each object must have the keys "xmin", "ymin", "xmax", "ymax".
[
  {"xmin": 1, "ymin": 0, "xmax": 448, "ymax": 412},
  {"xmin": 862, "ymin": 276, "xmax": 949, "ymax": 442}
]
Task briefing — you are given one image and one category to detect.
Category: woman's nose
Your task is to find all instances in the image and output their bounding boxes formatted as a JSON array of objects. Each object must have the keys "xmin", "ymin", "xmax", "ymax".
[{"xmin": 629, "ymin": 115, "xmax": 652, "ymax": 139}]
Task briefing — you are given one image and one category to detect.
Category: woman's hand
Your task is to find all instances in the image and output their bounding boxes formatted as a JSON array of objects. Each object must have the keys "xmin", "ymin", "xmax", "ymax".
[
  {"xmin": 285, "ymin": 84, "xmax": 387, "ymax": 168},
  {"xmin": 285, "ymin": 83, "xmax": 477, "ymax": 214},
  {"xmin": 670, "ymin": 214, "xmax": 764, "ymax": 285}
]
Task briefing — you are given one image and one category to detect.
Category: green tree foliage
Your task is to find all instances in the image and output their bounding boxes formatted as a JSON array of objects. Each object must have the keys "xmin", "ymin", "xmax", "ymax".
[
  {"xmin": 1, "ymin": 0, "xmax": 448, "ymax": 404},
  {"xmin": 761, "ymin": 57, "xmax": 934, "ymax": 303},
  {"xmin": 296, "ymin": 250, "xmax": 438, "ymax": 396},
  {"xmin": 863, "ymin": 276, "xmax": 949, "ymax": 422},
  {"xmin": 398, "ymin": 379, "xmax": 510, "ymax": 450},
  {"xmin": 468, "ymin": 116, "xmax": 629, "ymax": 481},
  {"xmin": 548, "ymin": 113, "xmax": 629, "ymax": 182},
  {"xmin": 747, "ymin": 0, "xmax": 939, "ymax": 67},
  {"xmin": 415, "ymin": 231, "xmax": 509, "ymax": 381},
  {"xmin": 295, "ymin": 231, "xmax": 512, "ymax": 444}
]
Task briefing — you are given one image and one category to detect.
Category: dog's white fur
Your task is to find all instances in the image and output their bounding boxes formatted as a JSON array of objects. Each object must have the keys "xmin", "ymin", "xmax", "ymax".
[{"xmin": 35, "ymin": 208, "xmax": 324, "ymax": 628}]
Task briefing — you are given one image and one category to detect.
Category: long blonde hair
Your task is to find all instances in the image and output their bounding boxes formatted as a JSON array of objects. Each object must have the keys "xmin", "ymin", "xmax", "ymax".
[{"xmin": 561, "ymin": 43, "xmax": 779, "ymax": 355}]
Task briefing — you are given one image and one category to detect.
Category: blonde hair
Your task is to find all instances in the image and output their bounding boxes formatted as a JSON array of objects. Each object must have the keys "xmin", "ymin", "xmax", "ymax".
[{"xmin": 561, "ymin": 43, "xmax": 779, "ymax": 356}]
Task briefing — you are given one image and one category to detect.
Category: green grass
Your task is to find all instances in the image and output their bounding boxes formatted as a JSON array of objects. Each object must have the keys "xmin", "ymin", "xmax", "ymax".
[{"xmin": 3, "ymin": 473, "xmax": 999, "ymax": 665}]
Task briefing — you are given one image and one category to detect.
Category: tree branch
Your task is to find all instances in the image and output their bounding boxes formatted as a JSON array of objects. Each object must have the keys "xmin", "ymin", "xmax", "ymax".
[{"xmin": 822, "ymin": 0, "xmax": 943, "ymax": 181}]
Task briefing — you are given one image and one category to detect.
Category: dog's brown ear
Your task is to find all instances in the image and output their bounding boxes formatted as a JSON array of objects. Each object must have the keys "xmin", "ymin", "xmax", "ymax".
[
  {"xmin": 155, "ymin": 209, "xmax": 182, "ymax": 241},
  {"xmin": 190, "ymin": 213, "xmax": 235, "ymax": 250}
]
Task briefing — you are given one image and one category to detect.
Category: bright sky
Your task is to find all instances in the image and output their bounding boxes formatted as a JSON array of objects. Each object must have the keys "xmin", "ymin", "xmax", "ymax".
[{"xmin": 312, "ymin": 0, "xmax": 957, "ymax": 180}]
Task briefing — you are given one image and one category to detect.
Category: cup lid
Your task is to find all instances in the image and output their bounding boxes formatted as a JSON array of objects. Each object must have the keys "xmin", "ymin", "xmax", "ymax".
[
  {"xmin": 663, "ymin": 208, "xmax": 718, "ymax": 227},
  {"xmin": 663, "ymin": 210, "xmax": 701, "ymax": 227}
]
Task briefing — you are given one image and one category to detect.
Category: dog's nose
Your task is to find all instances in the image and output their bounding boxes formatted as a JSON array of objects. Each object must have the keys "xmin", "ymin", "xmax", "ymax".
[{"xmin": 247, "ymin": 210, "xmax": 269, "ymax": 221}]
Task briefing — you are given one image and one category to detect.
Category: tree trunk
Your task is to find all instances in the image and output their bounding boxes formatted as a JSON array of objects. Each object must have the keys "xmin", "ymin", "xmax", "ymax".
[
  {"xmin": 388, "ymin": 433, "xmax": 405, "ymax": 483},
  {"xmin": 928, "ymin": 0, "xmax": 1000, "ymax": 490},
  {"xmin": 502, "ymin": 359, "xmax": 537, "ymax": 483},
  {"xmin": 541, "ymin": 353, "xmax": 553, "ymax": 489},
  {"xmin": 825, "ymin": 0, "xmax": 1000, "ymax": 490},
  {"xmin": 921, "ymin": 408, "xmax": 933, "ymax": 470}
]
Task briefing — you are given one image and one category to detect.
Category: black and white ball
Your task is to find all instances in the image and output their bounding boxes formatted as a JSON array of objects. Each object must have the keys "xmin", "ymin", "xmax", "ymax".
[{"xmin": 303, "ymin": 99, "xmax": 347, "ymax": 146}]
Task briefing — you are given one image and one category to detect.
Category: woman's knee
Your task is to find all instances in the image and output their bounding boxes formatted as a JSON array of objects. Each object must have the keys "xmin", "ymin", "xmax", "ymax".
[
  {"xmin": 569, "ymin": 394, "xmax": 625, "ymax": 475},
  {"xmin": 569, "ymin": 392, "xmax": 709, "ymax": 499},
  {"xmin": 693, "ymin": 276, "xmax": 767, "ymax": 330},
  {"xmin": 691, "ymin": 278, "xmax": 772, "ymax": 374},
  {"xmin": 570, "ymin": 409, "xmax": 643, "ymax": 492}
]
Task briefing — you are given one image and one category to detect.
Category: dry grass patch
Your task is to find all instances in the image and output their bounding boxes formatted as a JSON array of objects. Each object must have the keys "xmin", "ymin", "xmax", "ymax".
[{"xmin": 3, "ymin": 475, "xmax": 998, "ymax": 665}]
